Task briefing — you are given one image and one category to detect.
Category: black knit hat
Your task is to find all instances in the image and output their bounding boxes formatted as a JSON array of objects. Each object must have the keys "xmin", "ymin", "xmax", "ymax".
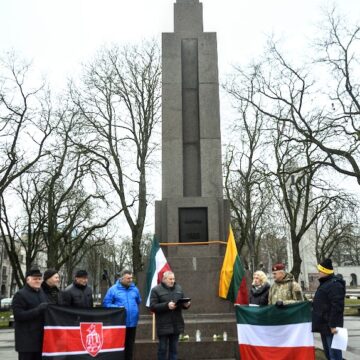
[
  {"xmin": 318, "ymin": 258, "xmax": 334, "ymax": 274},
  {"xmin": 25, "ymin": 268, "xmax": 42, "ymax": 278},
  {"xmin": 75, "ymin": 269, "xmax": 88, "ymax": 278},
  {"xmin": 43, "ymin": 269, "xmax": 58, "ymax": 282}
]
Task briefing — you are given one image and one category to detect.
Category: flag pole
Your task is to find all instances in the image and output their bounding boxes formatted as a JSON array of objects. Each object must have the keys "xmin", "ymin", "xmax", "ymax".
[{"xmin": 152, "ymin": 313, "xmax": 156, "ymax": 341}]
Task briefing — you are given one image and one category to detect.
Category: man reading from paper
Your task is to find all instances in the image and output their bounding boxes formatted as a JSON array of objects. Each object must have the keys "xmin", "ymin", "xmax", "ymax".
[{"xmin": 150, "ymin": 271, "xmax": 191, "ymax": 360}]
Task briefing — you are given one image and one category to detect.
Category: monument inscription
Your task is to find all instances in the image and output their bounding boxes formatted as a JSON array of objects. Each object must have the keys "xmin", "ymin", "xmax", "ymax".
[{"xmin": 179, "ymin": 207, "xmax": 208, "ymax": 243}]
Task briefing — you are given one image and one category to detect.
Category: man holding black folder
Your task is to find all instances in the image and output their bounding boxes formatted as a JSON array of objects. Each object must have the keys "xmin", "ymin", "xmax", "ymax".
[{"xmin": 150, "ymin": 271, "xmax": 191, "ymax": 360}]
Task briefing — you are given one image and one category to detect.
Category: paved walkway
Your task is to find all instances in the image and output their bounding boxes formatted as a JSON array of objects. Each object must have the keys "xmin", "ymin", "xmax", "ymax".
[{"xmin": 1, "ymin": 317, "xmax": 359, "ymax": 359}]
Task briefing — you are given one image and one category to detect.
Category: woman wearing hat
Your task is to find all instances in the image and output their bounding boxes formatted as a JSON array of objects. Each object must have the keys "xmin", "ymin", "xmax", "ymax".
[
  {"xmin": 41, "ymin": 269, "xmax": 60, "ymax": 304},
  {"xmin": 312, "ymin": 258, "xmax": 345, "ymax": 360},
  {"xmin": 249, "ymin": 270, "xmax": 270, "ymax": 305}
]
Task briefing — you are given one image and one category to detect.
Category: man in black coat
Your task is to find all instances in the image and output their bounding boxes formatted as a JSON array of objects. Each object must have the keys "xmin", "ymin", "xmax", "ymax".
[
  {"xmin": 150, "ymin": 271, "xmax": 190, "ymax": 360},
  {"xmin": 60, "ymin": 269, "xmax": 93, "ymax": 308},
  {"xmin": 312, "ymin": 258, "xmax": 345, "ymax": 360},
  {"xmin": 12, "ymin": 268, "xmax": 48, "ymax": 360},
  {"xmin": 41, "ymin": 269, "xmax": 60, "ymax": 304}
]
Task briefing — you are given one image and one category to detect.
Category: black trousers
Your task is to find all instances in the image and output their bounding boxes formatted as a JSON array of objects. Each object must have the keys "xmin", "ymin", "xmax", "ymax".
[
  {"xmin": 125, "ymin": 327, "xmax": 137, "ymax": 360},
  {"xmin": 18, "ymin": 352, "xmax": 42, "ymax": 360}
]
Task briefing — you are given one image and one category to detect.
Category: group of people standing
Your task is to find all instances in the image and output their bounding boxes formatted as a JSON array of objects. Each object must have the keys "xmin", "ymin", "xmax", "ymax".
[
  {"xmin": 12, "ymin": 268, "xmax": 94, "ymax": 360},
  {"xmin": 12, "ymin": 257, "xmax": 345, "ymax": 360},
  {"xmin": 249, "ymin": 259, "xmax": 346, "ymax": 360},
  {"xmin": 12, "ymin": 268, "xmax": 190, "ymax": 360},
  {"xmin": 249, "ymin": 262, "xmax": 303, "ymax": 306}
]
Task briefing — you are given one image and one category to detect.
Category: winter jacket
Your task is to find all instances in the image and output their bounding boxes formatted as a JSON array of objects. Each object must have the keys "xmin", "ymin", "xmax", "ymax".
[
  {"xmin": 269, "ymin": 272, "xmax": 303, "ymax": 305},
  {"xmin": 150, "ymin": 282, "xmax": 189, "ymax": 336},
  {"xmin": 41, "ymin": 281, "xmax": 60, "ymax": 304},
  {"xmin": 249, "ymin": 282, "xmax": 270, "ymax": 305},
  {"xmin": 59, "ymin": 281, "xmax": 93, "ymax": 308},
  {"xmin": 12, "ymin": 284, "xmax": 48, "ymax": 352},
  {"xmin": 312, "ymin": 274, "xmax": 345, "ymax": 335},
  {"xmin": 103, "ymin": 281, "xmax": 141, "ymax": 328}
]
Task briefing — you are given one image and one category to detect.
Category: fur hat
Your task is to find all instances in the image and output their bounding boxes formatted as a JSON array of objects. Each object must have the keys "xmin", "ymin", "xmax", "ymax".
[
  {"xmin": 25, "ymin": 268, "xmax": 42, "ymax": 278},
  {"xmin": 272, "ymin": 263, "xmax": 285, "ymax": 272},
  {"xmin": 75, "ymin": 269, "xmax": 88, "ymax": 278},
  {"xmin": 317, "ymin": 258, "xmax": 334, "ymax": 275},
  {"xmin": 43, "ymin": 269, "xmax": 58, "ymax": 282}
]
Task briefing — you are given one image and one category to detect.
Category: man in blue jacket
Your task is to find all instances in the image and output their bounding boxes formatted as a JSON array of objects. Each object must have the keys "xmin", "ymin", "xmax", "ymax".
[{"xmin": 103, "ymin": 269, "xmax": 141, "ymax": 360}]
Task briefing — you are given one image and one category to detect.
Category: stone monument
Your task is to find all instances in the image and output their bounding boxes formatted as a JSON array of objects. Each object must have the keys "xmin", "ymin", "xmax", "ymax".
[
  {"xmin": 155, "ymin": 0, "xmax": 231, "ymax": 313},
  {"xmin": 135, "ymin": 1, "xmax": 238, "ymax": 358}
]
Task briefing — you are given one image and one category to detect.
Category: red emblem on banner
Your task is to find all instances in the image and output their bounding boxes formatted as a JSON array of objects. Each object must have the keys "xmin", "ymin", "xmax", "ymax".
[{"xmin": 80, "ymin": 322, "xmax": 104, "ymax": 357}]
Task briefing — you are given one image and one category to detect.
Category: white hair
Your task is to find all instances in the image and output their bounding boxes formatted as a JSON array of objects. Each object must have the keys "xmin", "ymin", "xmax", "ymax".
[
  {"xmin": 252, "ymin": 270, "xmax": 268, "ymax": 285},
  {"xmin": 162, "ymin": 271, "xmax": 174, "ymax": 281}
]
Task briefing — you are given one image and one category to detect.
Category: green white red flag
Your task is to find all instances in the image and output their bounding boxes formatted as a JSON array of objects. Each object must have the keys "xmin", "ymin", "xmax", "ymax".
[
  {"xmin": 236, "ymin": 301, "xmax": 315, "ymax": 360},
  {"xmin": 145, "ymin": 237, "xmax": 171, "ymax": 307}
]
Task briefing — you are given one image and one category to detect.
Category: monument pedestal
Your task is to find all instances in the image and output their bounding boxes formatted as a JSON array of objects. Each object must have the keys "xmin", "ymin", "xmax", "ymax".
[{"xmin": 135, "ymin": 313, "xmax": 239, "ymax": 360}]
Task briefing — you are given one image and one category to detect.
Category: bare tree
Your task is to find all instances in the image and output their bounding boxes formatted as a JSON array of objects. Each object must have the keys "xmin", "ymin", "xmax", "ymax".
[
  {"xmin": 0, "ymin": 98, "xmax": 122, "ymax": 287},
  {"xmin": 314, "ymin": 195, "xmax": 358, "ymax": 261},
  {"xmin": 332, "ymin": 228, "xmax": 360, "ymax": 266},
  {"xmin": 224, "ymin": 11, "xmax": 360, "ymax": 278},
  {"xmin": 0, "ymin": 53, "xmax": 52, "ymax": 196},
  {"xmin": 72, "ymin": 42, "xmax": 161, "ymax": 274},
  {"xmin": 231, "ymin": 12, "xmax": 360, "ymax": 185},
  {"xmin": 314, "ymin": 10, "xmax": 360, "ymax": 183},
  {"xmin": 222, "ymin": 87, "xmax": 274, "ymax": 271}
]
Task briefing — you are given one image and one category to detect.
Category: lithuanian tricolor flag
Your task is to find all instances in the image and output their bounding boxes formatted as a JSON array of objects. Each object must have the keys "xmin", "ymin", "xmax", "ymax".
[
  {"xmin": 236, "ymin": 302, "xmax": 315, "ymax": 360},
  {"xmin": 218, "ymin": 226, "xmax": 248, "ymax": 304}
]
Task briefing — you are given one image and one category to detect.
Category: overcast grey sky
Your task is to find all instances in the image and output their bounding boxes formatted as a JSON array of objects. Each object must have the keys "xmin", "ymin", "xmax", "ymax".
[
  {"xmin": 1, "ymin": 0, "xmax": 360, "ymax": 90},
  {"xmin": 1, "ymin": 0, "xmax": 359, "ymax": 235}
]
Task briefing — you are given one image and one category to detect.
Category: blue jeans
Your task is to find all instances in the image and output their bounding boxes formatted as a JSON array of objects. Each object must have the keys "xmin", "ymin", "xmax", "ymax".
[
  {"xmin": 321, "ymin": 333, "xmax": 343, "ymax": 360},
  {"xmin": 158, "ymin": 334, "xmax": 179, "ymax": 360}
]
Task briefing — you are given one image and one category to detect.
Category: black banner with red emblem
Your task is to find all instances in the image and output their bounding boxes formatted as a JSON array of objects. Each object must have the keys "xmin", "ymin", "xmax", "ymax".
[{"xmin": 42, "ymin": 305, "xmax": 126, "ymax": 359}]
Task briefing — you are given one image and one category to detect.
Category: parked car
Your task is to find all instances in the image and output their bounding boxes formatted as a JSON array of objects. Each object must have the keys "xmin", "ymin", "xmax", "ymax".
[{"xmin": 0, "ymin": 297, "xmax": 12, "ymax": 309}]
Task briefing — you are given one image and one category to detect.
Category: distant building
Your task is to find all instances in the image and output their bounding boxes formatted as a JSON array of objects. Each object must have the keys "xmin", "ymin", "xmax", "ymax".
[{"xmin": 0, "ymin": 235, "xmax": 24, "ymax": 297}]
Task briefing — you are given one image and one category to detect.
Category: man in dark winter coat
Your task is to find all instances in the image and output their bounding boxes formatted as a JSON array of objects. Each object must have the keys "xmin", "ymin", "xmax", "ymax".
[
  {"xmin": 103, "ymin": 269, "xmax": 141, "ymax": 360},
  {"xmin": 41, "ymin": 269, "xmax": 60, "ymax": 304},
  {"xmin": 150, "ymin": 271, "xmax": 191, "ymax": 360},
  {"xmin": 12, "ymin": 268, "xmax": 48, "ymax": 360},
  {"xmin": 60, "ymin": 269, "xmax": 93, "ymax": 308},
  {"xmin": 312, "ymin": 258, "xmax": 345, "ymax": 360}
]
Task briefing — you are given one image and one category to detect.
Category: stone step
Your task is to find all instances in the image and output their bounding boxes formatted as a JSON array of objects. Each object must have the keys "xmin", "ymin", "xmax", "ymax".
[
  {"xmin": 137, "ymin": 313, "xmax": 237, "ymax": 340},
  {"xmin": 134, "ymin": 339, "xmax": 239, "ymax": 360}
]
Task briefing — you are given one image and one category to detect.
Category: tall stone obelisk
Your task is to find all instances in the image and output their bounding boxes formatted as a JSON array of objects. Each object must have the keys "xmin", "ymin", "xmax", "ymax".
[{"xmin": 155, "ymin": 0, "xmax": 230, "ymax": 314}]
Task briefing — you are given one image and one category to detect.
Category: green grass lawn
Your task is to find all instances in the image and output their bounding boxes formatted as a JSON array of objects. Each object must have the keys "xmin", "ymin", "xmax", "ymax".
[
  {"xmin": 345, "ymin": 298, "xmax": 360, "ymax": 316},
  {"xmin": 0, "ymin": 311, "xmax": 12, "ymax": 328},
  {"xmin": 315, "ymin": 348, "xmax": 327, "ymax": 360}
]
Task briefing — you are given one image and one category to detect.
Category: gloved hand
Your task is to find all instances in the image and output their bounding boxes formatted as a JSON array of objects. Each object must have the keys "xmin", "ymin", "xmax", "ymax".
[
  {"xmin": 38, "ymin": 302, "xmax": 48, "ymax": 313},
  {"xmin": 275, "ymin": 300, "xmax": 284, "ymax": 307}
]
